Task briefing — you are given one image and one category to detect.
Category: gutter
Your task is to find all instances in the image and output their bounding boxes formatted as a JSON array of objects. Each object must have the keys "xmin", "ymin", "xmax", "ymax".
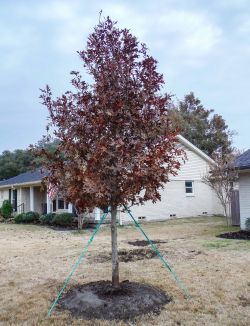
[
  {"xmin": 237, "ymin": 168, "xmax": 250, "ymax": 173},
  {"xmin": 0, "ymin": 180, "xmax": 42, "ymax": 189}
]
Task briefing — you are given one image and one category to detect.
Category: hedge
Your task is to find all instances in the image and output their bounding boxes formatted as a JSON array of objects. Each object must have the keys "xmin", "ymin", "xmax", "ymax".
[
  {"xmin": 52, "ymin": 213, "xmax": 74, "ymax": 227},
  {"xmin": 14, "ymin": 211, "xmax": 40, "ymax": 224}
]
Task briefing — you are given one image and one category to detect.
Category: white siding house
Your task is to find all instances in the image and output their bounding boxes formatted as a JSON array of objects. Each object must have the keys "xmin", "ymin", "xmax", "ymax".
[
  {"xmin": 120, "ymin": 135, "xmax": 223, "ymax": 222},
  {"xmin": 0, "ymin": 135, "xmax": 224, "ymax": 220},
  {"xmin": 235, "ymin": 149, "xmax": 250, "ymax": 230}
]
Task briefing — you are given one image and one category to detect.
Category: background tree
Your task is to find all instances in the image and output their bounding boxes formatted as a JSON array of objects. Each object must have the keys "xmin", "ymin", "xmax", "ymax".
[
  {"xmin": 35, "ymin": 17, "xmax": 183, "ymax": 288},
  {"xmin": 0, "ymin": 149, "xmax": 34, "ymax": 180},
  {"xmin": 0, "ymin": 139, "xmax": 59, "ymax": 181},
  {"xmin": 202, "ymin": 152, "xmax": 238, "ymax": 225},
  {"xmin": 169, "ymin": 92, "xmax": 234, "ymax": 157}
]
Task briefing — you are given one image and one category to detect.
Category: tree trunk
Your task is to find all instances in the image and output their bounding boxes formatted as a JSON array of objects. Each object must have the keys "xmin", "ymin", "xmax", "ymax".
[
  {"xmin": 77, "ymin": 214, "xmax": 83, "ymax": 230},
  {"xmin": 223, "ymin": 204, "xmax": 229, "ymax": 227},
  {"xmin": 111, "ymin": 206, "xmax": 119, "ymax": 287}
]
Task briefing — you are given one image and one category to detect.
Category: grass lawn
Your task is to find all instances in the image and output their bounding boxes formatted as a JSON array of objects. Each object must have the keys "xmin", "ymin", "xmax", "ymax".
[{"xmin": 0, "ymin": 216, "xmax": 249, "ymax": 325}]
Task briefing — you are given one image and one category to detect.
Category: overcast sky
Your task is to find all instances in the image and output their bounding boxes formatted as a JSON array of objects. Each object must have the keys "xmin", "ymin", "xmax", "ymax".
[{"xmin": 0, "ymin": 0, "xmax": 249, "ymax": 153}]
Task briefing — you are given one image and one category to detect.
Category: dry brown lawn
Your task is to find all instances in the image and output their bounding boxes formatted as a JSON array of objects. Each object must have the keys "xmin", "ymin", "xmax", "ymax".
[{"xmin": 0, "ymin": 216, "xmax": 249, "ymax": 326}]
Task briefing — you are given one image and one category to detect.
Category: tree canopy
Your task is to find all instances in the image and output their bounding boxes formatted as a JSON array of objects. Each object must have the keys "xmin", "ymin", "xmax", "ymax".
[
  {"xmin": 37, "ymin": 17, "xmax": 183, "ymax": 213},
  {"xmin": 169, "ymin": 92, "xmax": 234, "ymax": 157}
]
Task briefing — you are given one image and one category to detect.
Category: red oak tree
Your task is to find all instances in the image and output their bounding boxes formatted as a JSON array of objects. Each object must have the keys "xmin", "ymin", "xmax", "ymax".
[{"xmin": 37, "ymin": 17, "xmax": 183, "ymax": 287}]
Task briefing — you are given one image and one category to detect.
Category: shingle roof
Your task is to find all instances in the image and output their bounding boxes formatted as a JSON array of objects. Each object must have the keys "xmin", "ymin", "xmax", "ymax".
[
  {"xmin": 0, "ymin": 169, "xmax": 47, "ymax": 187},
  {"xmin": 235, "ymin": 149, "xmax": 250, "ymax": 170}
]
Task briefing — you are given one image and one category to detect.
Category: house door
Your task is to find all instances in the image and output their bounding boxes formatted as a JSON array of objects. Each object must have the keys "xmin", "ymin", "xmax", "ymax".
[
  {"xmin": 41, "ymin": 203, "xmax": 47, "ymax": 215},
  {"xmin": 13, "ymin": 189, "xmax": 17, "ymax": 212},
  {"xmin": 231, "ymin": 190, "xmax": 240, "ymax": 226}
]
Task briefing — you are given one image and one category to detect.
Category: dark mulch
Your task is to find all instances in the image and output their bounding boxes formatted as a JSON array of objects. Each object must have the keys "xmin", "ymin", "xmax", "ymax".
[
  {"xmin": 41, "ymin": 223, "xmax": 97, "ymax": 232},
  {"xmin": 128, "ymin": 239, "xmax": 167, "ymax": 247},
  {"xmin": 217, "ymin": 230, "xmax": 250, "ymax": 240},
  {"xmin": 93, "ymin": 248, "xmax": 157, "ymax": 263},
  {"xmin": 239, "ymin": 295, "xmax": 250, "ymax": 307},
  {"xmin": 58, "ymin": 280, "xmax": 171, "ymax": 320},
  {"xmin": 45, "ymin": 225, "xmax": 78, "ymax": 231}
]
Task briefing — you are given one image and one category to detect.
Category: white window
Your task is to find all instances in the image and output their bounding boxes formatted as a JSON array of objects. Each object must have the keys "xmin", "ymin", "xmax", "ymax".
[
  {"xmin": 185, "ymin": 181, "xmax": 194, "ymax": 195},
  {"xmin": 52, "ymin": 198, "xmax": 68, "ymax": 211}
]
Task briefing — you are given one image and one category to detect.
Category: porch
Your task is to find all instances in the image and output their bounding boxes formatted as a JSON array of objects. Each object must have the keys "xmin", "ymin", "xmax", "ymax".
[
  {"xmin": 7, "ymin": 184, "xmax": 102, "ymax": 219},
  {"xmin": 10, "ymin": 185, "xmax": 72, "ymax": 215}
]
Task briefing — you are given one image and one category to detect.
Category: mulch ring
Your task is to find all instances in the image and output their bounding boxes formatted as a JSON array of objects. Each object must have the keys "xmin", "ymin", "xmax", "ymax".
[
  {"xmin": 128, "ymin": 239, "xmax": 167, "ymax": 247},
  {"xmin": 57, "ymin": 280, "xmax": 171, "ymax": 321},
  {"xmin": 93, "ymin": 248, "xmax": 157, "ymax": 263},
  {"xmin": 217, "ymin": 230, "xmax": 250, "ymax": 240}
]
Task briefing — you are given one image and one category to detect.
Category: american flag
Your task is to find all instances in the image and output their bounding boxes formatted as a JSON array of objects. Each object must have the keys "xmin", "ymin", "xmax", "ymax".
[{"xmin": 47, "ymin": 183, "xmax": 58, "ymax": 200}]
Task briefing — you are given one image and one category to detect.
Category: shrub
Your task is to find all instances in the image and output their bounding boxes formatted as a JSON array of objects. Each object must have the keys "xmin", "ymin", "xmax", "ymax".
[
  {"xmin": 14, "ymin": 211, "xmax": 40, "ymax": 224},
  {"xmin": 52, "ymin": 213, "xmax": 74, "ymax": 227},
  {"xmin": 14, "ymin": 213, "xmax": 25, "ymax": 224},
  {"xmin": 245, "ymin": 218, "xmax": 250, "ymax": 231},
  {"xmin": 22, "ymin": 211, "xmax": 40, "ymax": 223},
  {"xmin": 0, "ymin": 200, "xmax": 13, "ymax": 219},
  {"xmin": 40, "ymin": 213, "xmax": 55, "ymax": 225}
]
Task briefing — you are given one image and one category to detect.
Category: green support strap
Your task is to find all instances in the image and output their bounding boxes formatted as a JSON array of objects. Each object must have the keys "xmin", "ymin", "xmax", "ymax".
[
  {"xmin": 124, "ymin": 205, "xmax": 190, "ymax": 298},
  {"xmin": 48, "ymin": 211, "xmax": 109, "ymax": 317}
]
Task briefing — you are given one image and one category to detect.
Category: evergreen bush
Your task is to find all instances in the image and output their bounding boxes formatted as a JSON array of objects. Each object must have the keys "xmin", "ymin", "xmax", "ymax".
[
  {"xmin": 245, "ymin": 218, "xmax": 250, "ymax": 231},
  {"xmin": 14, "ymin": 213, "xmax": 25, "ymax": 223},
  {"xmin": 14, "ymin": 211, "xmax": 40, "ymax": 224},
  {"xmin": 22, "ymin": 211, "xmax": 40, "ymax": 223},
  {"xmin": 0, "ymin": 200, "xmax": 13, "ymax": 219},
  {"xmin": 52, "ymin": 213, "xmax": 74, "ymax": 227},
  {"xmin": 40, "ymin": 213, "xmax": 55, "ymax": 225}
]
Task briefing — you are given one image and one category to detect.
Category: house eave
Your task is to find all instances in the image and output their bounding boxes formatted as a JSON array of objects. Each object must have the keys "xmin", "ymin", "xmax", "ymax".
[
  {"xmin": 176, "ymin": 135, "xmax": 215, "ymax": 165},
  {"xmin": 238, "ymin": 168, "xmax": 250, "ymax": 173},
  {"xmin": 0, "ymin": 180, "xmax": 42, "ymax": 189}
]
